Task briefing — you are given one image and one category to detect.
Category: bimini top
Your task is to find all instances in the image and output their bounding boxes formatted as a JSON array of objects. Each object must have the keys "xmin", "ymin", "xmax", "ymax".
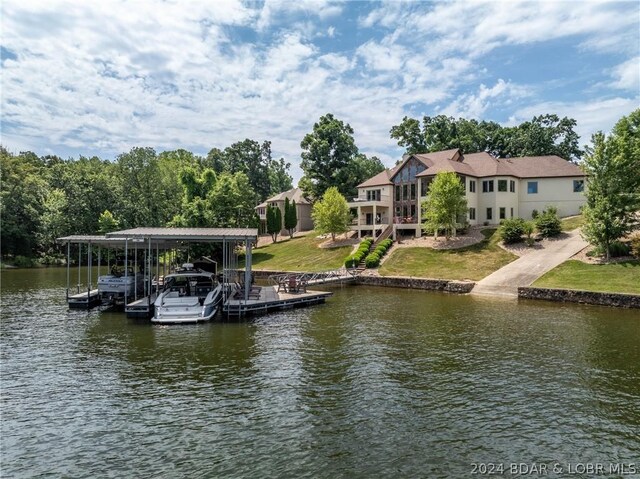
[{"xmin": 105, "ymin": 227, "xmax": 258, "ymax": 242}]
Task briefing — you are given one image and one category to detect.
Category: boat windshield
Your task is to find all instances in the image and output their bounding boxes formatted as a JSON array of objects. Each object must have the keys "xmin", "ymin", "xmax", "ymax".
[{"xmin": 164, "ymin": 275, "xmax": 214, "ymax": 297}]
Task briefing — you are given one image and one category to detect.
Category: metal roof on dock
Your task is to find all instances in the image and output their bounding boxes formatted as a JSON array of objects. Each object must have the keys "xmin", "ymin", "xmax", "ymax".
[{"xmin": 106, "ymin": 227, "xmax": 258, "ymax": 242}]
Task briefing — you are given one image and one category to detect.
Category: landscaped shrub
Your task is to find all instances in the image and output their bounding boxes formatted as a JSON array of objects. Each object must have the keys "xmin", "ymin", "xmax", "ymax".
[
  {"xmin": 381, "ymin": 238, "xmax": 393, "ymax": 249},
  {"xmin": 374, "ymin": 245, "xmax": 386, "ymax": 256},
  {"xmin": 631, "ymin": 236, "xmax": 640, "ymax": 259},
  {"xmin": 523, "ymin": 221, "xmax": 535, "ymax": 247},
  {"xmin": 365, "ymin": 252, "xmax": 380, "ymax": 268},
  {"xmin": 345, "ymin": 238, "xmax": 374, "ymax": 267},
  {"xmin": 531, "ymin": 209, "xmax": 539, "ymax": 219},
  {"xmin": 535, "ymin": 206, "xmax": 562, "ymax": 238},
  {"xmin": 609, "ymin": 241, "xmax": 630, "ymax": 258},
  {"xmin": 499, "ymin": 218, "xmax": 526, "ymax": 244}
]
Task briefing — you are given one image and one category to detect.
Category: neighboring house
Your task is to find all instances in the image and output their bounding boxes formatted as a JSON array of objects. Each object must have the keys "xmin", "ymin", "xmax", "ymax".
[
  {"xmin": 255, "ymin": 187, "xmax": 314, "ymax": 236},
  {"xmin": 348, "ymin": 148, "xmax": 586, "ymax": 239}
]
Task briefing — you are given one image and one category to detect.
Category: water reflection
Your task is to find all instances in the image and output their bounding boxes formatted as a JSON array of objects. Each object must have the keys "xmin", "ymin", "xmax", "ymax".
[{"xmin": 1, "ymin": 268, "xmax": 639, "ymax": 478}]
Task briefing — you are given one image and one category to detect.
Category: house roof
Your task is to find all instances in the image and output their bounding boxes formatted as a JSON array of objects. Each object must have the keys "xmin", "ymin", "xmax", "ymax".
[
  {"xmin": 357, "ymin": 149, "xmax": 584, "ymax": 187},
  {"xmin": 256, "ymin": 187, "xmax": 311, "ymax": 208}
]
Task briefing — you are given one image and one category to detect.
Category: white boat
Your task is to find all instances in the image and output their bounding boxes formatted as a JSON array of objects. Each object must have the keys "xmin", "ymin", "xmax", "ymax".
[
  {"xmin": 98, "ymin": 265, "xmax": 145, "ymax": 304},
  {"xmin": 152, "ymin": 264, "xmax": 223, "ymax": 324}
]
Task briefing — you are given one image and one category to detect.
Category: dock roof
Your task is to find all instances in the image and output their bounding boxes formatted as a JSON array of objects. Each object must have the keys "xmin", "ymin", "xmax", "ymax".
[{"xmin": 106, "ymin": 227, "xmax": 258, "ymax": 242}]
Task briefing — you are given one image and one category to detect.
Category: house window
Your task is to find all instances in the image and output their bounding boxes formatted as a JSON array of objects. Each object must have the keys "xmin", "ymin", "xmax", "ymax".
[
  {"xmin": 499, "ymin": 207, "xmax": 506, "ymax": 219},
  {"xmin": 410, "ymin": 183, "xmax": 416, "ymax": 200},
  {"xmin": 421, "ymin": 178, "xmax": 429, "ymax": 196},
  {"xmin": 460, "ymin": 175, "xmax": 466, "ymax": 191},
  {"xmin": 510, "ymin": 207, "xmax": 514, "ymax": 218},
  {"xmin": 482, "ymin": 180, "xmax": 494, "ymax": 193},
  {"xmin": 402, "ymin": 184, "xmax": 408, "ymax": 200},
  {"xmin": 367, "ymin": 189, "xmax": 381, "ymax": 201},
  {"xmin": 527, "ymin": 181, "xmax": 538, "ymax": 194},
  {"xmin": 573, "ymin": 180, "xmax": 584, "ymax": 193},
  {"xmin": 510, "ymin": 180, "xmax": 516, "ymax": 193},
  {"xmin": 469, "ymin": 180, "xmax": 476, "ymax": 193},
  {"xmin": 410, "ymin": 204, "xmax": 416, "ymax": 219},
  {"xmin": 486, "ymin": 208, "xmax": 493, "ymax": 220},
  {"xmin": 498, "ymin": 180, "xmax": 507, "ymax": 192},
  {"xmin": 469, "ymin": 207, "xmax": 476, "ymax": 220},
  {"xmin": 395, "ymin": 185, "xmax": 401, "ymax": 201}
]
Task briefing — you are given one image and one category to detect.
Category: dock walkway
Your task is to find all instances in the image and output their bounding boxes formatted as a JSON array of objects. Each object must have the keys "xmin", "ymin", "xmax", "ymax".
[{"xmin": 224, "ymin": 285, "xmax": 332, "ymax": 317}]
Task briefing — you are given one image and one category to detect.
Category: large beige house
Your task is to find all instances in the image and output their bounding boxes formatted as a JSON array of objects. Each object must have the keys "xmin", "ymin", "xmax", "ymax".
[
  {"xmin": 256, "ymin": 187, "xmax": 314, "ymax": 236},
  {"xmin": 348, "ymin": 148, "xmax": 586, "ymax": 239}
]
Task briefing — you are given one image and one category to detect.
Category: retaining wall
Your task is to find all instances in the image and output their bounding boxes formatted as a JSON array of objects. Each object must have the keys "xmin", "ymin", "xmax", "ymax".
[
  {"xmin": 356, "ymin": 275, "xmax": 474, "ymax": 293},
  {"xmin": 518, "ymin": 287, "xmax": 640, "ymax": 309}
]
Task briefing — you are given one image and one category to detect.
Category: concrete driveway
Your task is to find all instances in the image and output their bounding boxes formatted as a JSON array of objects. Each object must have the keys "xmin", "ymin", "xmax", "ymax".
[{"xmin": 471, "ymin": 229, "xmax": 588, "ymax": 298}]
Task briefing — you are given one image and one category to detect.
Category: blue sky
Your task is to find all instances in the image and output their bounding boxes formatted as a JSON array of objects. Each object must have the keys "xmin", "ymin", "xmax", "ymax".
[{"xmin": 1, "ymin": 0, "xmax": 638, "ymax": 182}]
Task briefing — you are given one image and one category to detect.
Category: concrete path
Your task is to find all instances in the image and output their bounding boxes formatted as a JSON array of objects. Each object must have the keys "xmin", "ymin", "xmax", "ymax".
[{"xmin": 471, "ymin": 229, "xmax": 588, "ymax": 298}]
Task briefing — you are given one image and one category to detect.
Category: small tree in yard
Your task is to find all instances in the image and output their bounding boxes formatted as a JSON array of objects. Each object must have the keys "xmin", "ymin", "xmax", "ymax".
[
  {"xmin": 534, "ymin": 206, "xmax": 562, "ymax": 238},
  {"xmin": 422, "ymin": 171, "xmax": 468, "ymax": 239},
  {"xmin": 312, "ymin": 187, "xmax": 350, "ymax": 241},
  {"xmin": 284, "ymin": 197, "xmax": 298, "ymax": 237},
  {"xmin": 266, "ymin": 205, "xmax": 282, "ymax": 243},
  {"xmin": 582, "ymin": 109, "xmax": 640, "ymax": 261}
]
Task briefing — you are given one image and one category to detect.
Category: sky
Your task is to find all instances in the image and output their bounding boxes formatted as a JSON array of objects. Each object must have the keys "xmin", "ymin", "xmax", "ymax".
[{"xmin": 1, "ymin": 0, "xmax": 639, "ymax": 182}]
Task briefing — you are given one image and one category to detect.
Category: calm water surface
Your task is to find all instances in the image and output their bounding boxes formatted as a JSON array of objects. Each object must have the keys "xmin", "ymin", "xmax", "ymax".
[{"xmin": 1, "ymin": 268, "xmax": 639, "ymax": 478}]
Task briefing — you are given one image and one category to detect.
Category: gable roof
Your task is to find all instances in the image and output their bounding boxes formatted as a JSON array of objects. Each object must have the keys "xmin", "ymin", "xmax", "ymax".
[
  {"xmin": 357, "ymin": 149, "xmax": 584, "ymax": 188},
  {"xmin": 256, "ymin": 187, "xmax": 310, "ymax": 208}
]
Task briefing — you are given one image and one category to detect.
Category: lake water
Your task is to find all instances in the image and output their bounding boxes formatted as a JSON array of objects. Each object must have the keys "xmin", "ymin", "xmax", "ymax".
[{"xmin": 1, "ymin": 267, "xmax": 639, "ymax": 478}]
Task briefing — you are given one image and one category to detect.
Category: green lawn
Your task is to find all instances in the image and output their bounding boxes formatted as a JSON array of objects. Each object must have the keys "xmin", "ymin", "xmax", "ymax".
[
  {"xmin": 245, "ymin": 233, "xmax": 353, "ymax": 272},
  {"xmin": 561, "ymin": 214, "xmax": 585, "ymax": 232},
  {"xmin": 533, "ymin": 259, "xmax": 640, "ymax": 294},
  {"xmin": 378, "ymin": 229, "xmax": 517, "ymax": 281}
]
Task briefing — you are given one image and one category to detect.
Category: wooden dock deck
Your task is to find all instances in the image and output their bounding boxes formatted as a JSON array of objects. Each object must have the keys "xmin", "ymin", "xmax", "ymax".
[
  {"xmin": 125, "ymin": 292, "xmax": 158, "ymax": 318},
  {"xmin": 223, "ymin": 286, "xmax": 332, "ymax": 317},
  {"xmin": 67, "ymin": 289, "xmax": 101, "ymax": 309}
]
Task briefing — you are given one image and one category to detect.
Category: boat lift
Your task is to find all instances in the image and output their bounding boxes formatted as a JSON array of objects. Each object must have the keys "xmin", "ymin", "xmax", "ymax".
[{"xmin": 58, "ymin": 227, "xmax": 258, "ymax": 318}]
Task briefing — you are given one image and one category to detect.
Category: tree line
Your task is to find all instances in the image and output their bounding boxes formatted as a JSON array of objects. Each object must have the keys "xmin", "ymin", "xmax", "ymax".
[{"xmin": 1, "ymin": 140, "xmax": 294, "ymax": 261}]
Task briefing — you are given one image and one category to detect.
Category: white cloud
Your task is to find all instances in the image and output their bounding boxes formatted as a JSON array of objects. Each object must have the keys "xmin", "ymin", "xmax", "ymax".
[
  {"xmin": 509, "ymin": 97, "xmax": 640, "ymax": 145},
  {"xmin": 610, "ymin": 56, "xmax": 640, "ymax": 92},
  {"xmin": 1, "ymin": 0, "xmax": 639, "ymax": 183},
  {"xmin": 439, "ymin": 79, "xmax": 531, "ymax": 118}
]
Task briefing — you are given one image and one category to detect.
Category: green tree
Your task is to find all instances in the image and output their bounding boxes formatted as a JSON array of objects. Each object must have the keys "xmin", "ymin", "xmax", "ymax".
[
  {"xmin": 37, "ymin": 189, "xmax": 69, "ymax": 256},
  {"xmin": 98, "ymin": 210, "xmax": 120, "ymax": 234},
  {"xmin": 0, "ymin": 148, "xmax": 48, "ymax": 257},
  {"xmin": 312, "ymin": 186, "xmax": 350, "ymax": 241},
  {"xmin": 207, "ymin": 172, "xmax": 258, "ymax": 228},
  {"xmin": 390, "ymin": 114, "xmax": 583, "ymax": 161},
  {"xmin": 300, "ymin": 113, "xmax": 359, "ymax": 200},
  {"xmin": 284, "ymin": 197, "xmax": 298, "ymax": 237},
  {"xmin": 268, "ymin": 157, "xmax": 294, "ymax": 195},
  {"xmin": 266, "ymin": 205, "xmax": 282, "ymax": 243},
  {"xmin": 581, "ymin": 109, "xmax": 640, "ymax": 260},
  {"xmin": 116, "ymin": 147, "xmax": 166, "ymax": 227},
  {"xmin": 422, "ymin": 172, "xmax": 468, "ymax": 239}
]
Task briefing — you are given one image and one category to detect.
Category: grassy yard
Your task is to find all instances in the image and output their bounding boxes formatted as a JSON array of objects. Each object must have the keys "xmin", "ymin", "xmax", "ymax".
[
  {"xmin": 244, "ymin": 232, "xmax": 352, "ymax": 272},
  {"xmin": 378, "ymin": 229, "xmax": 517, "ymax": 281},
  {"xmin": 533, "ymin": 259, "xmax": 640, "ymax": 294},
  {"xmin": 561, "ymin": 214, "xmax": 585, "ymax": 232}
]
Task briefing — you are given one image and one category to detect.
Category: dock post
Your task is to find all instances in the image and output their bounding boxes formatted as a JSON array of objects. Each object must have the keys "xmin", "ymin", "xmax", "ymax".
[
  {"xmin": 88, "ymin": 242, "xmax": 92, "ymax": 290},
  {"xmin": 124, "ymin": 239, "xmax": 128, "ymax": 307},
  {"xmin": 134, "ymin": 245, "xmax": 138, "ymax": 301},
  {"xmin": 77, "ymin": 243, "xmax": 81, "ymax": 293},
  {"xmin": 66, "ymin": 242, "xmax": 70, "ymax": 297},
  {"xmin": 244, "ymin": 240, "xmax": 252, "ymax": 302}
]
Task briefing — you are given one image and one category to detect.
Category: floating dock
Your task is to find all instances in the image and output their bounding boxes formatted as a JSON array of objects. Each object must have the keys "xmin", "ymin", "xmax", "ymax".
[
  {"xmin": 67, "ymin": 289, "xmax": 101, "ymax": 309},
  {"xmin": 125, "ymin": 292, "xmax": 158, "ymax": 319},
  {"xmin": 223, "ymin": 286, "xmax": 332, "ymax": 317}
]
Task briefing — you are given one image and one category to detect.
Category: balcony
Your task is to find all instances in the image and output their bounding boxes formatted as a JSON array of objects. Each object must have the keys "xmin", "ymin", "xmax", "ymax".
[{"xmin": 394, "ymin": 216, "xmax": 418, "ymax": 224}]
